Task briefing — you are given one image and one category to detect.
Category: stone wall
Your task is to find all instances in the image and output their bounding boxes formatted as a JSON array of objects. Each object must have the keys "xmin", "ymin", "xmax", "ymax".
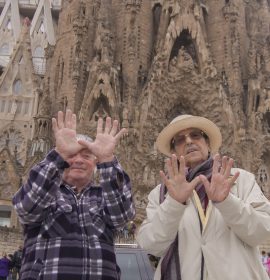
[
  {"xmin": 0, "ymin": 226, "xmax": 23, "ymax": 256},
  {"xmin": 260, "ymin": 239, "xmax": 270, "ymax": 253}
]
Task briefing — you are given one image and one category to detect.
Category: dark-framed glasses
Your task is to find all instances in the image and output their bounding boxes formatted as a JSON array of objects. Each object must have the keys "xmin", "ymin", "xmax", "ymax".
[{"xmin": 172, "ymin": 129, "xmax": 206, "ymax": 146}]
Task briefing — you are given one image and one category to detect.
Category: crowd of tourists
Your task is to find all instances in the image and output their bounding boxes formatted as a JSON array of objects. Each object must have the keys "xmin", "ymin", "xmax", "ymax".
[{"xmin": 0, "ymin": 246, "xmax": 22, "ymax": 280}]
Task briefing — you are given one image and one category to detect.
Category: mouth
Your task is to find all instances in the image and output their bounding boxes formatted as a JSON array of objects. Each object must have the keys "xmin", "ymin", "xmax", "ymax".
[
  {"xmin": 186, "ymin": 148, "xmax": 198, "ymax": 155},
  {"xmin": 70, "ymin": 167, "xmax": 85, "ymax": 171}
]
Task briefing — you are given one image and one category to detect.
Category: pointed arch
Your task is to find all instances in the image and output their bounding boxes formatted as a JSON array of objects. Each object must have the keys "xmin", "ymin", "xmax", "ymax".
[
  {"xmin": 169, "ymin": 29, "xmax": 199, "ymax": 70},
  {"xmin": 13, "ymin": 79, "xmax": 23, "ymax": 96},
  {"xmin": 0, "ymin": 43, "xmax": 10, "ymax": 67}
]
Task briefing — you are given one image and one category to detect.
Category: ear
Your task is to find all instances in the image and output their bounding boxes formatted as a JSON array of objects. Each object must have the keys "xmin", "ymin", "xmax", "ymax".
[
  {"xmin": 206, "ymin": 138, "xmax": 211, "ymax": 151},
  {"xmin": 93, "ymin": 157, "xmax": 98, "ymax": 165}
]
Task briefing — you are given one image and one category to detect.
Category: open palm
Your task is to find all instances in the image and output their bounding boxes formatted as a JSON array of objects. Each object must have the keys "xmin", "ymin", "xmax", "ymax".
[
  {"xmin": 160, "ymin": 155, "xmax": 200, "ymax": 204},
  {"xmin": 52, "ymin": 110, "xmax": 82, "ymax": 160},
  {"xmin": 78, "ymin": 117, "xmax": 127, "ymax": 163},
  {"xmin": 200, "ymin": 154, "xmax": 240, "ymax": 202}
]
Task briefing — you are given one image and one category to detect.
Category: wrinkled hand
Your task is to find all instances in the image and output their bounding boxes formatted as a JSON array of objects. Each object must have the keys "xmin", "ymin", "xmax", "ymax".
[
  {"xmin": 78, "ymin": 117, "xmax": 127, "ymax": 163},
  {"xmin": 160, "ymin": 154, "xmax": 201, "ymax": 204},
  {"xmin": 52, "ymin": 110, "xmax": 82, "ymax": 160},
  {"xmin": 200, "ymin": 154, "xmax": 240, "ymax": 203}
]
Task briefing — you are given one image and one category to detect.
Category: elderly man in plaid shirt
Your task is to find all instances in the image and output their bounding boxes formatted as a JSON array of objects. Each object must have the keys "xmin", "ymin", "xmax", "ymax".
[{"xmin": 13, "ymin": 110, "xmax": 135, "ymax": 280}]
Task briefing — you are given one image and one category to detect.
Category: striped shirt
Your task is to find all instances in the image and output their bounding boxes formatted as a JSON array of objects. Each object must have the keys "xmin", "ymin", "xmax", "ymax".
[{"xmin": 13, "ymin": 149, "xmax": 135, "ymax": 280}]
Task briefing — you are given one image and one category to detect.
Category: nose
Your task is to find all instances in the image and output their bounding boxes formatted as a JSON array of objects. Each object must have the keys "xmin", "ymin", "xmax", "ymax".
[{"xmin": 185, "ymin": 135, "xmax": 193, "ymax": 144}]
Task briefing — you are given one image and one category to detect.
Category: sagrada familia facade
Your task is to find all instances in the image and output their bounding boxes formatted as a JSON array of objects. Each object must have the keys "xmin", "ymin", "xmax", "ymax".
[{"xmin": 0, "ymin": 0, "xmax": 270, "ymax": 249}]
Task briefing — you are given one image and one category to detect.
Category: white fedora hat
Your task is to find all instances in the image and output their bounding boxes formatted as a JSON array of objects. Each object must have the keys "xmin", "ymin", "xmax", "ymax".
[{"xmin": 156, "ymin": 115, "xmax": 222, "ymax": 157}]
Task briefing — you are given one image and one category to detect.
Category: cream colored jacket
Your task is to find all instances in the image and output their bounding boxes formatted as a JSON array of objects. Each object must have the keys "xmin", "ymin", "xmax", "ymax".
[{"xmin": 136, "ymin": 168, "xmax": 270, "ymax": 280}]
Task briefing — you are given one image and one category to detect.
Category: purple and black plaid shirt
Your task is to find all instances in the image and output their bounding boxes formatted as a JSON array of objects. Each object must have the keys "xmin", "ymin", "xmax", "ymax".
[{"xmin": 13, "ymin": 149, "xmax": 135, "ymax": 280}]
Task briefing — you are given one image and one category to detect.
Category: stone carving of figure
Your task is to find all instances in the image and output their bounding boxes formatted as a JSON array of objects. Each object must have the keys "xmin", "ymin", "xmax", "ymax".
[
  {"xmin": 137, "ymin": 65, "xmax": 147, "ymax": 87},
  {"xmin": 175, "ymin": 46, "xmax": 194, "ymax": 71},
  {"xmin": 258, "ymin": 166, "xmax": 270, "ymax": 197},
  {"xmin": 0, "ymin": 167, "xmax": 9, "ymax": 185},
  {"xmin": 194, "ymin": 3, "xmax": 201, "ymax": 19},
  {"xmin": 94, "ymin": 20, "xmax": 114, "ymax": 65},
  {"xmin": 91, "ymin": 103, "xmax": 108, "ymax": 123},
  {"xmin": 254, "ymin": 111, "xmax": 263, "ymax": 132},
  {"xmin": 134, "ymin": 106, "xmax": 140, "ymax": 129},
  {"xmin": 122, "ymin": 107, "xmax": 129, "ymax": 128},
  {"xmin": 164, "ymin": 32, "xmax": 173, "ymax": 54},
  {"xmin": 169, "ymin": 56, "xmax": 178, "ymax": 73},
  {"xmin": 171, "ymin": 0, "xmax": 181, "ymax": 17},
  {"xmin": 204, "ymin": 58, "xmax": 217, "ymax": 78}
]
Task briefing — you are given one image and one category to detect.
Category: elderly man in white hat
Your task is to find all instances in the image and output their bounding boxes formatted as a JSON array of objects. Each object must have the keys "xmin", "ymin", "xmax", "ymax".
[{"xmin": 137, "ymin": 114, "xmax": 270, "ymax": 280}]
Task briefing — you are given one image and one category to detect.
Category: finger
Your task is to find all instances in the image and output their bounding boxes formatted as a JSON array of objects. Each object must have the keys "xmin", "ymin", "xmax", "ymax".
[
  {"xmin": 160, "ymin": 171, "xmax": 175, "ymax": 195},
  {"xmin": 110, "ymin": 120, "xmax": 119, "ymax": 136},
  {"xmin": 77, "ymin": 140, "xmax": 92, "ymax": 152},
  {"xmin": 199, "ymin": 175, "xmax": 211, "ymax": 191},
  {"xmin": 179, "ymin": 156, "xmax": 186, "ymax": 176},
  {"xmin": 171, "ymin": 154, "xmax": 178, "ymax": 175},
  {"xmin": 165, "ymin": 158, "xmax": 174, "ymax": 179},
  {"xmin": 212, "ymin": 154, "xmax": 220, "ymax": 174},
  {"xmin": 65, "ymin": 109, "xmax": 72, "ymax": 128},
  {"xmin": 71, "ymin": 114, "xmax": 76, "ymax": 130},
  {"xmin": 228, "ymin": 171, "xmax": 240, "ymax": 186},
  {"xmin": 52, "ymin": 118, "xmax": 58, "ymax": 133},
  {"xmin": 114, "ymin": 128, "xmax": 127, "ymax": 142},
  {"xmin": 160, "ymin": 171, "xmax": 169, "ymax": 187},
  {"xmin": 190, "ymin": 176, "xmax": 201, "ymax": 190},
  {"xmin": 104, "ymin": 117, "xmax": 112, "ymax": 134},
  {"xmin": 223, "ymin": 158, "xmax": 233, "ymax": 178},
  {"xmin": 57, "ymin": 111, "xmax": 64, "ymax": 129},
  {"xmin": 220, "ymin": 156, "xmax": 228, "ymax": 175},
  {"xmin": 97, "ymin": 118, "xmax": 103, "ymax": 134}
]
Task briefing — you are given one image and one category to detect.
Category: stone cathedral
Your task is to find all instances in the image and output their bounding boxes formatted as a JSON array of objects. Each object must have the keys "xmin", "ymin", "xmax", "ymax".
[{"xmin": 0, "ymin": 0, "xmax": 270, "ymax": 251}]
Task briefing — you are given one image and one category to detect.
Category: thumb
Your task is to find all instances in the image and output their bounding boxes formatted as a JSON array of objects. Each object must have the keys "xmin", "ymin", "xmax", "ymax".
[
  {"xmin": 190, "ymin": 176, "xmax": 201, "ymax": 190},
  {"xmin": 199, "ymin": 175, "xmax": 210, "ymax": 190},
  {"xmin": 77, "ymin": 139, "xmax": 94, "ymax": 151},
  {"xmin": 160, "ymin": 171, "xmax": 169, "ymax": 188}
]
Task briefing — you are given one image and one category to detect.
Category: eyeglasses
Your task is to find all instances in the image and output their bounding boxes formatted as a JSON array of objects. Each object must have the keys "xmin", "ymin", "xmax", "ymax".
[{"xmin": 171, "ymin": 130, "xmax": 206, "ymax": 146}]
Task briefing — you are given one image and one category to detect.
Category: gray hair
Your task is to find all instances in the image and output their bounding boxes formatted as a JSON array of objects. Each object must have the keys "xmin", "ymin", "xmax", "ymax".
[{"xmin": 76, "ymin": 134, "xmax": 94, "ymax": 143}]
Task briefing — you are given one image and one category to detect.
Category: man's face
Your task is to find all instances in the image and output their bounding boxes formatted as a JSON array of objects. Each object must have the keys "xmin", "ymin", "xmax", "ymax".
[
  {"xmin": 171, "ymin": 128, "xmax": 210, "ymax": 168},
  {"xmin": 63, "ymin": 149, "xmax": 97, "ymax": 189}
]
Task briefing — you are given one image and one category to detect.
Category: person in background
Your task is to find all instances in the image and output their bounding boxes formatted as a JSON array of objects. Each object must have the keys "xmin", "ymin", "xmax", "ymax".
[
  {"xmin": 6, "ymin": 255, "xmax": 13, "ymax": 280},
  {"xmin": 13, "ymin": 110, "xmax": 135, "ymax": 280},
  {"xmin": 262, "ymin": 250, "xmax": 268, "ymax": 272},
  {"xmin": 267, "ymin": 252, "xmax": 270, "ymax": 278},
  {"xmin": 137, "ymin": 114, "xmax": 270, "ymax": 280},
  {"xmin": 0, "ymin": 252, "xmax": 11, "ymax": 280},
  {"xmin": 129, "ymin": 221, "xmax": 137, "ymax": 241},
  {"xmin": 11, "ymin": 246, "xmax": 22, "ymax": 280}
]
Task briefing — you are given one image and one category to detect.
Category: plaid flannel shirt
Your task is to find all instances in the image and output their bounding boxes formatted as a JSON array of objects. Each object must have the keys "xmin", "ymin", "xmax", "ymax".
[{"xmin": 13, "ymin": 149, "xmax": 135, "ymax": 280}]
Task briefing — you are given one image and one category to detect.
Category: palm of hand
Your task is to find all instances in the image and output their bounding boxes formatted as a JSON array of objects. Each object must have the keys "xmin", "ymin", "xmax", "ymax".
[
  {"xmin": 55, "ymin": 128, "xmax": 80, "ymax": 155},
  {"xmin": 208, "ymin": 173, "xmax": 231, "ymax": 202},
  {"xmin": 201, "ymin": 154, "xmax": 240, "ymax": 203},
  {"xmin": 167, "ymin": 175, "xmax": 193, "ymax": 203},
  {"xmin": 160, "ymin": 155, "xmax": 199, "ymax": 204},
  {"xmin": 91, "ymin": 133, "xmax": 117, "ymax": 159}
]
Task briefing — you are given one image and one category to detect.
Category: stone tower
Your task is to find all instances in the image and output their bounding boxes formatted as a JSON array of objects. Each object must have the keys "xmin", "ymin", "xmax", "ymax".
[{"xmin": 0, "ymin": 0, "xmax": 270, "ymax": 250}]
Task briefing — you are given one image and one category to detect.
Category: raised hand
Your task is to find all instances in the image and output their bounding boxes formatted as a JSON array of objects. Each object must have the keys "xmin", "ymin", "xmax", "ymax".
[
  {"xmin": 52, "ymin": 110, "xmax": 82, "ymax": 160},
  {"xmin": 78, "ymin": 117, "xmax": 127, "ymax": 163},
  {"xmin": 199, "ymin": 154, "xmax": 240, "ymax": 203},
  {"xmin": 160, "ymin": 154, "xmax": 201, "ymax": 204}
]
